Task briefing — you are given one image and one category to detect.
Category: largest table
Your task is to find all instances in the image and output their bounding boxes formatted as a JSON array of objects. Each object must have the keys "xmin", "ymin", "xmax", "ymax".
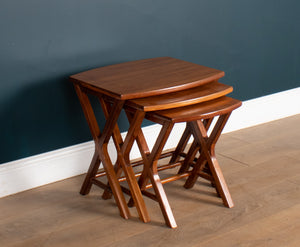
[{"xmin": 70, "ymin": 57, "xmax": 226, "ymax": 228}]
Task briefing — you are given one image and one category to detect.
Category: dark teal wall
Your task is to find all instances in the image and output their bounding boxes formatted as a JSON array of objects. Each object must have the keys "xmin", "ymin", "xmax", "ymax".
[{"xmin": 1, "ymin": 0, "xmax": 299, "ymax": 163}]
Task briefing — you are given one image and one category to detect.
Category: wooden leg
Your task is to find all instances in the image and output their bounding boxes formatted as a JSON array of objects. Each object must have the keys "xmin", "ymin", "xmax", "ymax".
[
  {"xmin": 176, "ymin": 119, "xmax": 214, "ymax": 174},
  {"xmin": 184, "ymin": 114, "xmax": 234, "ymax": 208},
  {"xmin": 169, "ymin": 123, "xmax": 191, "ymax": 164},
  {"xmin": 97, "ymin": 105, "xmax": 151, "ymax": 224},
  {"xmin": 80, "ymin": 150, "xmax": 100, "ymax": 195},
  {"xmin": 74, "ymin": 84, "xmax": 102, "ymax": 196},
  {"xmin": 98, "ymin": 145, "xmax": 132, "ymax": 219},
  {"xmin": 118, "ymin": 110, "xmax": 150, "ymax": 223},
  {"xmin": 149, "ymin": 166, "xmax": 177, "ymax": 228},
  {"xmin": 178, "ymin": 140, "xmax": 199, "ymax": 174},
  {"xmin": 125, "ymin": 110, "xmax": 151, "ymax": 208},
  {"xmin": 96, "ymin": 100, "xmax": 132, "ymax": 219},
  {"xmin": 99, "ymin": 98, "xmax": 125, "ymax": 200},
  {"xmin": 148, "ymin": 122, "xmax": 177, "ymax": 228},
  {"xmin": 74, "ymin": 83, "xmax": 131, "ymax": 220},
  {"xmin": 137, "ymin": 121, "xmax": 178, "ymax": 228}
]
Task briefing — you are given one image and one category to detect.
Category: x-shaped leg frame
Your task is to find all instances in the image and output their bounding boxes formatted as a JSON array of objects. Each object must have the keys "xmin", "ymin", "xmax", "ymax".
[
  {"xmin": 169, "ymin": 118, "xmax": 214, "ymax": 174},
  {"xmin": 99, "ymin": 106, "xmax": 178, "ymax": 228},
  {"xmin": 74, "ymin": 83, "xmax": 150, "ymax": 222},
  {"xmin": 184, "ymin": 113, "xmax": 234, "ymax": 208},
  {"xmin": 123, "ymin": 109, "xmax": 178, "ymax": 228}
]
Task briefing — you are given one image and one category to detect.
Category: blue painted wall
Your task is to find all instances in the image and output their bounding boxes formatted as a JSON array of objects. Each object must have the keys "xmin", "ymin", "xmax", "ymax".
[{"xmin": 1, "ymin": 0, "xmax": 299, "ymax": 163}]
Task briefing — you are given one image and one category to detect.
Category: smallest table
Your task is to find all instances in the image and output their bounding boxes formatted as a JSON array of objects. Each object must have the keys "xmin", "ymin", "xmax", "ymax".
[
  {"xmin": 123, "ymin": 93, "xmax": 241, "ymax": 228},
  {"xmin": 70, "ymin": 57, "xmax": 238, "ymax": 228}
]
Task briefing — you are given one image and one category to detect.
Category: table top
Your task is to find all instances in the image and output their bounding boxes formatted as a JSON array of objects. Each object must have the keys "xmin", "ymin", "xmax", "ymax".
[
  {"xmin": 70, "ymin": 57, "xmax": 224, "ymax": 100},
  {"xmin": 126, "ymin": 82, "xmax": 232, "ymax": 112}
]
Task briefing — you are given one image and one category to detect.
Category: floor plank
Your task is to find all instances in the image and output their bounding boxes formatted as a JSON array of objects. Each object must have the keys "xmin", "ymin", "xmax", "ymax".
[{"xmin": 0, "ymin": 114, "xmax": 299, "ymax": 247}]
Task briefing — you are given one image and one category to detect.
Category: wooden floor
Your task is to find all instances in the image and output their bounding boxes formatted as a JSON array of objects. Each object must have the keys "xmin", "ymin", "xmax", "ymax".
[{"xmin": 1, "ymin": 115, "xmax": 300, "ymax": 247}]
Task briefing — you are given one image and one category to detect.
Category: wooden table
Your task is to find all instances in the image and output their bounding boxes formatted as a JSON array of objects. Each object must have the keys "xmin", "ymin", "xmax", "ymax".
[{"xmin": 70, "ymin": 57, "xmax": 228, "ymax": 228}]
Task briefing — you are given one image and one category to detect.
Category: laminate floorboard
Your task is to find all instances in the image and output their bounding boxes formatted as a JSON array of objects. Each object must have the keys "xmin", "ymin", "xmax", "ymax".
[{"xmin": 0, "ymin": 114, "xmax": 299, "ymax": 247}]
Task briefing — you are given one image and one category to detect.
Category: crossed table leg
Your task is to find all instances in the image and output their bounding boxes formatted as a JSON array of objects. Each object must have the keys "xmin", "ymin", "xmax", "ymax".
[
  {"xmin": 168, "ymin": 116, "xmax": 234, "ymax": 208},
  {"xmin": 75, "ymin": 82, "xmax": 240, "ymax": 228},
  {"xmin": 104, "ymin": 97, "xmax": 240, "ymax": 228},
  {"xmin": 129, "ymin": 97, "xmax": 241, "ymax": 226},
  {"xmin": 127, "ymin": 111, "xmax": 178, "ymax": 228},
  {"xmin": 183, "ymin": 114, "xmax": 234, "ymax": 208},
  {"xmin": 101, "ymin": 107, "xmax": 178, "ymax": 228},
  {"xmin": 74, "ymin": 84, "xmax": 150, "ymax": 223}
]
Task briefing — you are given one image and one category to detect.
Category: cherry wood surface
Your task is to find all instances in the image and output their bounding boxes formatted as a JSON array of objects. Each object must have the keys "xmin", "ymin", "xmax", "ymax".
[
  {"xmin": 70, "ymin": 57, "xmax": 225, "ymax": 100},
  {"xmin": 124, "ymin": 96, "xmax": 241, "ymax": 226},
  {"xmin": 74, "ymin": 84, "xmax": 131, "ymax": 220},
  {"xmin": 71, "ymin": 57, "xmax": 238, "ymax": 228},
  {"xmin": 74, "ymin": 83, "xmax": 151, "ymax": 223},
  {"xmin": 150, "ymin": 96, "xmax": 242, "ymax": 123},
  {"xmin": 126, "ymin": 81, "xmax": 233, "ymax": 111}
]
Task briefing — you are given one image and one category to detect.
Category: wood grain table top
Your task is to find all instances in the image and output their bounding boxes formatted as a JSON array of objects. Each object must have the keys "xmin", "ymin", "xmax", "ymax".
[{"xmin": 70, "ymin": 57, "xmax": 224, "ymax": 100}]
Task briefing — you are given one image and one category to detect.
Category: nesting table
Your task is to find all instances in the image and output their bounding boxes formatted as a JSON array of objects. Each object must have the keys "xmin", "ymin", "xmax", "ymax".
[{"xmin": 70, "ymin": 57, "xmax": 241, "ymax": 228}]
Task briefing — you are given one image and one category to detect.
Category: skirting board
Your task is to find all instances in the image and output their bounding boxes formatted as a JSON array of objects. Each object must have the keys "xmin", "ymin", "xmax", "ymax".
[{"xmin": 1, "ymin": 87, "xmax": 300, "ymax": 198}]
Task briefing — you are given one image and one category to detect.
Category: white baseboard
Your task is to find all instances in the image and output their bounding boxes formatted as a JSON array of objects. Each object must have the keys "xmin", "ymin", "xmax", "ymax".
[
  {"xmin": 223, "ymin": 87, "xmax": 300, "ymax": 133},
  {"xmin": 1, "ymin": 87, "xmax": 299, "ymax": 198}
]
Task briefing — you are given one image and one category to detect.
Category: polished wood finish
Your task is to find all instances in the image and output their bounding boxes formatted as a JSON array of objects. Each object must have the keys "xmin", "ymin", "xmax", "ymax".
[
  {"xmin": 2, "ymin": 115, "xmax": 300, "ymax": 246},
  {"xmin": 126, "ymin": 81, "xmax": 232, "ymax": 111},
  {"xmin": 74, "ymin": 84, "xmax": 131, "ymax": 220},
  {"xmin": 171, "ymin": 118, "xmax": 213, "ymax": 173},
  {"xmin": 135, "ymin": 120, "xmax": 177, "ymax": 228},
  {"xmin": 74, "ymin": 84, "xmax": 150, "ymax": 223},
  {"xmin": 151, "ymin": 96, "xmax": 242, "ymax": 123},
  {"xmin": 186, "ymin": 115, "xmax": 234, "ymax": 208},
  {"xmin": 70, "ymin": 57, "xmax": 224, "ymax": 100},
  {"xmin": 127, "ymin": 96, "xmax": 241, "ymax": 224},
  {"xmin": 101, "ymin": 98, "xmax": 151, "ymax": 222},
  {"xmin": 71, "ymin": 57, "xmax": 238, "ymax": 228}
]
